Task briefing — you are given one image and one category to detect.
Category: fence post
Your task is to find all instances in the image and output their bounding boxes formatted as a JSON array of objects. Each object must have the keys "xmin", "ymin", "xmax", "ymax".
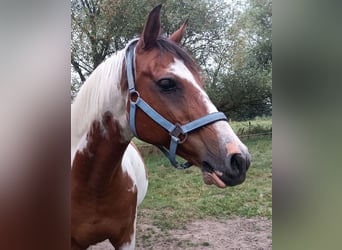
[{"xmin": 248, "ymin": 121, "xmax": 251, "ymax": 139}]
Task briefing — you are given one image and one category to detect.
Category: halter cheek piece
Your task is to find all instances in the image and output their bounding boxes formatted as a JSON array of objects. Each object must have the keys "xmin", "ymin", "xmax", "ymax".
[{"xmin": 125, "ymin": 40, "xmax": 228, "ymax": 169}]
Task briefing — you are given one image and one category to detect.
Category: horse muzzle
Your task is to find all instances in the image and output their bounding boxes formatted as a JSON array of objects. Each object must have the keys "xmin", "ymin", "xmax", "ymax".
[{"xmin": 201, "ymin": 149, "xmax": 251, "ymax": 188}]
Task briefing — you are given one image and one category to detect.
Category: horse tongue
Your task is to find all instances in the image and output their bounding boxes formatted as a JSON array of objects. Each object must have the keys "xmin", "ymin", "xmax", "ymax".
[
  {"xmin": 210, "ymin": 172, "xmax": 227, "ymax": 188},
  {"xmin": 202, "ymin": 172, "xmax": 227, "ymax": 188}
]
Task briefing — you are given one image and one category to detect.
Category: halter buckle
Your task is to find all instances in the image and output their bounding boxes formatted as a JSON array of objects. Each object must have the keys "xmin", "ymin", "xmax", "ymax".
[{"xmin": 170, "ymin": 124, "xmax": 188, "ymax": 144}]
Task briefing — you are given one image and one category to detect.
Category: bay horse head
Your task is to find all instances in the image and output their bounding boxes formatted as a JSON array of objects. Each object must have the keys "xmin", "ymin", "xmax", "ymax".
[{"xmin": 125, "ymin": 5, "xmax": 251, "ymax": 188}]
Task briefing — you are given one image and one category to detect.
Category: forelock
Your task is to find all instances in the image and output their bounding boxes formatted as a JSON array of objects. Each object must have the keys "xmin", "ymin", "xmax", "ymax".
[{"xmin": 155, "ymin": 37, "xmax": 201, "ymax": 75}]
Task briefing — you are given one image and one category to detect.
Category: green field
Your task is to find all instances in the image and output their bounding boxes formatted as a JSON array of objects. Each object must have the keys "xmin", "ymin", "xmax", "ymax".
[
  {"xmin": 137, "ymin": 132, "xmax": 272, "ymax": 230},
  {"xmin": 230, "ymin": 116, "xmax": 272, "ymax": 138}
]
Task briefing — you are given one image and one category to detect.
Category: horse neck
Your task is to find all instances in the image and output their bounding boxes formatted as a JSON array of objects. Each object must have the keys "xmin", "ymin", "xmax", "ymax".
[
  {"xmin": 71, "ymin": 48, "xmax": 134, "ymax": 190},
  {"xmin": 71, "ymin": 48, "xmax": 132, "ymax": 161},
  {"xmin": 71, "ymin": 112, "xmax": 130, "ymax": 191}
]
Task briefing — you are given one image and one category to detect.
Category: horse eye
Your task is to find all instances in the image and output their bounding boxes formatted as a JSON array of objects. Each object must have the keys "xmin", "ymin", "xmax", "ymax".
[{"xmin": 157, "ymin": 79, "xmax": 177, "ymax": 92}]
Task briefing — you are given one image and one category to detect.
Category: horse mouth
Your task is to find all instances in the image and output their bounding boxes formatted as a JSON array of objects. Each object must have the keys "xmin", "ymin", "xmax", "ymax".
[{"xmin": 201, "ymin": 162, "xmax": 227, "ymax": 188}]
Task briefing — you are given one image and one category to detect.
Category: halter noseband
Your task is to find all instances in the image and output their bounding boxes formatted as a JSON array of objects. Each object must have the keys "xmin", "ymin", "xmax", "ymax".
[{"xmin": 125, "ymin": 40, "xmax": 228, "ymax": 169}]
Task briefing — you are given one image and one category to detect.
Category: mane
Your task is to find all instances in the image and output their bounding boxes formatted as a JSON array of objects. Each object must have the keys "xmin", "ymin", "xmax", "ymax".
[{"xmin": 71, "ymin": 41, "xmax": 135, "ymax": 149}]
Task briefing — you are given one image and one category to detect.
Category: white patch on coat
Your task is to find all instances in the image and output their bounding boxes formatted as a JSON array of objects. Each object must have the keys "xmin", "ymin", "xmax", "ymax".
[
  {"xmin": 118, "ymin": 228, "xmax": 136, "ymax": 250},
  {"xmin": 168, "ymin": 58, "xmax": 218, "ymax": 114},
  {"xmin": 121, "ymin": 143, "xmax": 148, "ymax": 205},
  {"xmin": 71, "ymin": 132, "xmax": 88, "ymax": 167},
  {"xmin": 118, "ymin": 143, "xmax": 148, "ymax": 250}
]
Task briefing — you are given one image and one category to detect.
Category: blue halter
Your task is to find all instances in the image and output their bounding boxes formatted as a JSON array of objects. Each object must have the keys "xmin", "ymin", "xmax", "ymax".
[{"xmin": 125, "ymin": 40, "xmax": 228, "ymax": 169}]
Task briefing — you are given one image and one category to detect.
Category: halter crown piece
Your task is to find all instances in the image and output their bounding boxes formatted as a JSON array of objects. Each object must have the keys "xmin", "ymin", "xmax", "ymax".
[{"xmin": 125, "ymin": 40, "xmax": 228, "ymax": 169}]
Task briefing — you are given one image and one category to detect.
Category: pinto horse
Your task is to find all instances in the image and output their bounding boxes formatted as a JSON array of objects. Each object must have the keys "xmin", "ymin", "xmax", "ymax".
[{"xmin": 71, "ymin": 5, "xmax": 250, "ymax": 250}]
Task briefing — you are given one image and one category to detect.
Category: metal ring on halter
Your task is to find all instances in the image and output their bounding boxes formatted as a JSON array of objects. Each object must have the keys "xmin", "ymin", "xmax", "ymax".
[
  {"xmin": 130, "ymin": 90, "xmax": 140, "ymax": 103},
  {"xmin": 170, "ymin": 124, "xmax": 188, "ymax": 144},
  {"xmin": 177, "ymin": 133, "xmax": 188, "ymax": 144}
]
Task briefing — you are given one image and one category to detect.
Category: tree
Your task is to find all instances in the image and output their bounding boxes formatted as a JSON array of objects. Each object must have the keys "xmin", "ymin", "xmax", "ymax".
[
  {"xmin": 206, "ymin": 0, "xmax": 272, "ymax": 120},
  {"xmin": 71, "ymin": 0, "xmax": 148, "ymax": 95}
]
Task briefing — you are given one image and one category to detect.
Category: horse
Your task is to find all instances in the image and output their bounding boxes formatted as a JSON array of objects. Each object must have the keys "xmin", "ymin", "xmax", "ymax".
[{"xmin": 71, "ymin": 4, "xmax": 250, "ymax": 250}]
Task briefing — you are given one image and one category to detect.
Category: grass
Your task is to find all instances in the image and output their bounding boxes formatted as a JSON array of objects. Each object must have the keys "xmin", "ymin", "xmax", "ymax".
[
  {"xmin": 137, "ymin": 134, "xmax": 272, "ymax": 230},
  {"xmin": 230, "ymin": 116, "xmax": 272, "ymax": 138}
]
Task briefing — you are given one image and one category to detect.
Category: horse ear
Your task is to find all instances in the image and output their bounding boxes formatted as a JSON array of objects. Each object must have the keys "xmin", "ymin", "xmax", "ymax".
[
  {"xmin": 169, "ymin": 19, "xmax": 188, "ymax": 44},
  {"xmin": 137, "ymin": 4, "xmax": 162, "ymax": 51}
]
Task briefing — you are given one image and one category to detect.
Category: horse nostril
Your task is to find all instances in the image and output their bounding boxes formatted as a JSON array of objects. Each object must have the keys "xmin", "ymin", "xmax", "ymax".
[{"xmin": 230, "ymin": 153, "xmax": 246, "ymax": 174}]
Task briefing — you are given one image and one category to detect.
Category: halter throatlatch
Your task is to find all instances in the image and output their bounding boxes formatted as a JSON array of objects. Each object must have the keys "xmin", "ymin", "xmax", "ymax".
[{"xmin": 125, "ymin": 40, "xmax": 228, "ymax": 169}]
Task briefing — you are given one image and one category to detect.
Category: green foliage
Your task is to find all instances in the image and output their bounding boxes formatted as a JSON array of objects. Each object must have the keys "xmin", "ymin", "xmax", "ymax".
[
  {"xmin": 71, "ymin": 0, "xmax": 230, "ymax": 84},
  {"xmin": 206, "ymin": 0, "xmax": 272, "ymax": 120},
  {"xmin": 207, "ymin": 67, "xmax": 272, "ymax": 120},
  {"xmin": 138, "ymin": 136, "xmax": 272, "ymax": 230},
  {"xmin": 71, "ymin": 0, "xmax": 150, "ymax": 84},
  {"xmin": 245, "ymin": 0, "xmax": 272, "ymax": 71}
]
